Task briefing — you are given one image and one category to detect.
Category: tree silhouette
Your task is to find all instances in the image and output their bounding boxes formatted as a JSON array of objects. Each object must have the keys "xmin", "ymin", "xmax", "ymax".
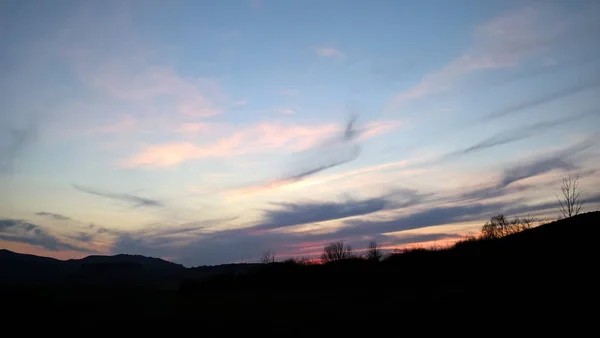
[
  {"xmin": 481, "ymin": 214, "xmax": 536, "ymax": 239},
  {"xmin": 363, "ymin": 241, "xmax": 383, "ymax": 261},
  {"xmin": 321, "ymin": 241, "xmax": 353, "ymax": 263},
  {"xmin": 557, "ymin": 174, "xmax": 583, "ymax": 219},
  {"xmin": 259, "ymin": 249, "xmax": 275, "ymax": 264}
]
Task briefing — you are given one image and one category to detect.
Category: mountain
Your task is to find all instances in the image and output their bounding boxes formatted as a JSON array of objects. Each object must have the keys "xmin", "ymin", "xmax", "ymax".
[
  {"xmin": 0, "ymin": 250, "xmax": 186, "ymax": 288},
  {"xmin": 0, "ymin": 249, "xmax": 258, "ymax": 290}
]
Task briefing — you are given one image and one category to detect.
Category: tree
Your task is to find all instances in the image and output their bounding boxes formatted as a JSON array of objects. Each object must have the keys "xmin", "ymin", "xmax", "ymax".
[
  {"xmin": 259, "ymin": 249, "xmax": 275, "ymax": 264},
  {"xmin": 321, "ymin": 241, "xmax": 353, "ymax": 263},
  {"xmin": 557, "ymin": 174, "xmax": 583, "ymax": 219},
  {"xmin": 363, "ymin": 241, "xmax": 383, "ymax": 261},
  {"xmin": 481, "ymin": 214, "xmax": 511, "ymax": 239},
  {"xmin": 481, "ymin": 214, "xmax": 536, "ymax": 239}
]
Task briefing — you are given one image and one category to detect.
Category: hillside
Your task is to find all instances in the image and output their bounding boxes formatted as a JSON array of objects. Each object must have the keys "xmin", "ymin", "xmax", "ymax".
[{"xmin": 1, "ymin": 211, "xmax": 598, "ymax": 329}]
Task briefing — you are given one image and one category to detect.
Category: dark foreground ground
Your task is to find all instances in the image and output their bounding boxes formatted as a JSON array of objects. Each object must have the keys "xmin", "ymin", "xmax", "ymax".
[{"xmin": 2, "ymin": 212, "xmax": 599, "ymax": 332}]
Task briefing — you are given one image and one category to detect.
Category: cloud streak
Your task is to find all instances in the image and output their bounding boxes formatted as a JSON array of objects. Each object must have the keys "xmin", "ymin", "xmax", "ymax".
[
  {"xmin": 441, "ymin": 111, "xmax": 595, "ymax": 162},
  {"xmin": 387, "ymin": 4, "xmax": 588, "ymax": 110},
  {"xmin": 72, "ymin": 184, "xmax": 164, "ymax": 208},
  {"xmin": 0, "ymin": 218, "xmax": 94, "ymax": 252},
  {"xmin": 35, "ymin": 212, "xmax": 72, "ymax": 221},
  {"xmin": 0, "ymin": 123, "xmax": 37, "ymax": 174},
  {"xmin": 124, "ymin": 118, "xmax": 402, "ymax": 168}
]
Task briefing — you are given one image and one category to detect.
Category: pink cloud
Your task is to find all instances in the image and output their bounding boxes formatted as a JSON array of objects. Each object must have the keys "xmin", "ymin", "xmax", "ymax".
[
  {"xmin": 124, "ymin": 122, "xmax": 339, "ymax": 168},
  {"xmin": 316, "ymin": 47, "xmax": 344, "ymax": 59},
  {"xmin": 69, "ymin": 38, "xmax": 225, "ymax": 118},
  {"xmin": 177, "ymin": 122, "xmax": 227, "ymax": 136},
  {"xmin": 124, "ymin": 119, "xmax": 404, "ymax": 168},
  {"xmin": 357, "ymin": 120, "xmax": 405, "ymax": 141},
  {"xmin": 278, "ymin": 108, "xmax": 296, "ymax": 115}
]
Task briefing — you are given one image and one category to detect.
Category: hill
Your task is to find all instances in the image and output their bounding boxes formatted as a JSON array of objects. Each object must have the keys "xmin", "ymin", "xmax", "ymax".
[{"xmin": 1, "ymin": 211, "xmax": 598, "ymax": 330}]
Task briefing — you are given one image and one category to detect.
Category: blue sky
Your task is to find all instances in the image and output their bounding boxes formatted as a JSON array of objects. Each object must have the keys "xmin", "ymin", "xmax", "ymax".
[{"xmin": 1, "ymin": 0, "xmax": 599, "ymax": 266}]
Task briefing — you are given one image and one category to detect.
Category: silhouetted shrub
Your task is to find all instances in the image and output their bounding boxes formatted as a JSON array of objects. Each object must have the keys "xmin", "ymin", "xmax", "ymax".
[{"xmin": 481, "ymin": 214, "xmax": 535, "ymax": 239}]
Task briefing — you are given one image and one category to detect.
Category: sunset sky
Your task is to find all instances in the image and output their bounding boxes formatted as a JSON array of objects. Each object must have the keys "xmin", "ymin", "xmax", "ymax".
[{"xmin": 1, "ymin": 0, "xmax": 599, "ymax": 266}]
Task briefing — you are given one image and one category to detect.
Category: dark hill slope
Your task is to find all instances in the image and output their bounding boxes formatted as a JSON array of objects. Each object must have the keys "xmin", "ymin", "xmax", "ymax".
[
  {"xmin": 182, "ymin": 211, "xmax": 599, "ymax": 293},
  {"xmin": 1, "ymin": 211, "xmax": 598, "ymax": 328}
]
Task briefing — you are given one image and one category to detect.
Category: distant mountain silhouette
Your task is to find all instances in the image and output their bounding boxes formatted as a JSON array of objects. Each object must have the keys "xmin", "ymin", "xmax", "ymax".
[
  {"xmin": 73, "ymin": 253, "xmax": 183, "ymax": 269},
  {"xmin": 0, "ymin": 249, "xmax": 258, "ymax": 289}
]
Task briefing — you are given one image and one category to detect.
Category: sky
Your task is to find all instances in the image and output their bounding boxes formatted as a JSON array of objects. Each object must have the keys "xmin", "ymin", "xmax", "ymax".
[{"xmin": 1, "ymin": 0, "xmax": 599, "ymax": 266}]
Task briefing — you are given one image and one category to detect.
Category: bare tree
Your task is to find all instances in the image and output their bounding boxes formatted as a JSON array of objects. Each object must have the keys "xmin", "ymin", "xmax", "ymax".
[
  {"xmin": 481, "ymin": 214, "xmax": 511, "ymax": 239},
  {"xmin": 511, "ymin": 215, "xmax": 535, "ymax": 232},
  {"xmin": 259, "ymin": 249, "xmax": 275, "ymax": 264},
  {"xmin": 363, "ymin": 241, "xmax": 383, "ymax": 261},
  {"xmin": 557, "ymin": 174, "xmax": 583, "ymax": 219},
  {"xmin": 321, "ymin": 241, "xmax": 353, "ymax": 263},
  {"xmin": 481, "ymin": 214, "xmax": 537, "ymax": 239}
]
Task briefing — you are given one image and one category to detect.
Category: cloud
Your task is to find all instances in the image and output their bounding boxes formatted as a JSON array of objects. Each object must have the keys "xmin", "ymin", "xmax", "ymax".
[
  {"xmin": 255, "ymin": 197, "xmax": 391, "ymax": 231},
  {"xmin": 441, "ymin": 111, "xmax": 594, "ymax": 161},
  {"xmin": 57, "ymin": 5, "xmax": 228, "ymax": 124},
  {"xmin": 124, "ymin": 121, "xmax": 339, "ymax": 167},
  {"xmin": 498, "ymin": 136, "xmax": 598, "ymax": 188},
  {"xmin": 316, "ymin": 47, "xmax": 344, "ymax": 59},
  {"xmin": 79, "ymin": 65, "xmax": 223, "ymax": 117},
  {"xmin": 278, "ymin": 108, "xmax": 296, "ymax": 115},
  {"xmin": 482, "ymin": 78, "xmax": 600, "ymax": 122},
  {"xmin": 35, "ymin": 212, "xmax": 72, "ymax": 221},
  {"xmin": 0, "ymin": 122, "xmax": 37, "ymax": 174},
  {"xmin": 108, "ymin": 158, "xmax": 600, "ymax": 266},
  {"xmin": 245, "ymin": 118, "xmax": 405, "ymax": 193},
  {"xmin": 387, "ymin": 5, "xmax": 582, "ymax": 109},
  {"xmin": 0, "ymin": 218, "xmax": 94, "ymax": 252},
  {"xmin": 124, "ymin": 118, "xmax": 402, "ymax": 168},
  {"xmin": 177, "ymin": 122, "xmax": 226, "ymax": 136},
  {"xmin": 72, "ymin": 184, "xmax": 164, "ymax": 208}
]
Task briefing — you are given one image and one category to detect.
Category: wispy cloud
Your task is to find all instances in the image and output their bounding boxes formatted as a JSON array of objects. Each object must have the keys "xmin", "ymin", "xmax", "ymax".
[
  {"xmin": 482, "ymin": 79, "xmax": 600, "ymax": 122},
  {"xmin": 177, "ymin": 122, "xmax": 226, "ymax": 136},
  {"xmin": 387, "ymin": 5, "xmax": 577, "ymax": 110},
  {"xmin": 78, "ymin": 65, "xmax": 224, "ymax": 117},
  {"xmin": 124, "ymin": 122, "xmax": 339, "ymax": 168},
  {"xmin": 440, "ymin": 111, "xmax": 595, "ymax": 161},
  {"xmin": 72, "ymin": 184, "xmax": 164, "ymax": 208},
  {"xmin": 224, "ymin": 118, "xmax": 404, "ymax": 196},
  {"xmin": 0, "ymin": 122, "xmax": 37, "ymax": 174},
  {"xmin": 35, "ymin": 212, "xmax": 71, "ymax": 221},
  {"xmin": 0, "ymin": 218, "xmax": 94, "ymax": 252}
]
